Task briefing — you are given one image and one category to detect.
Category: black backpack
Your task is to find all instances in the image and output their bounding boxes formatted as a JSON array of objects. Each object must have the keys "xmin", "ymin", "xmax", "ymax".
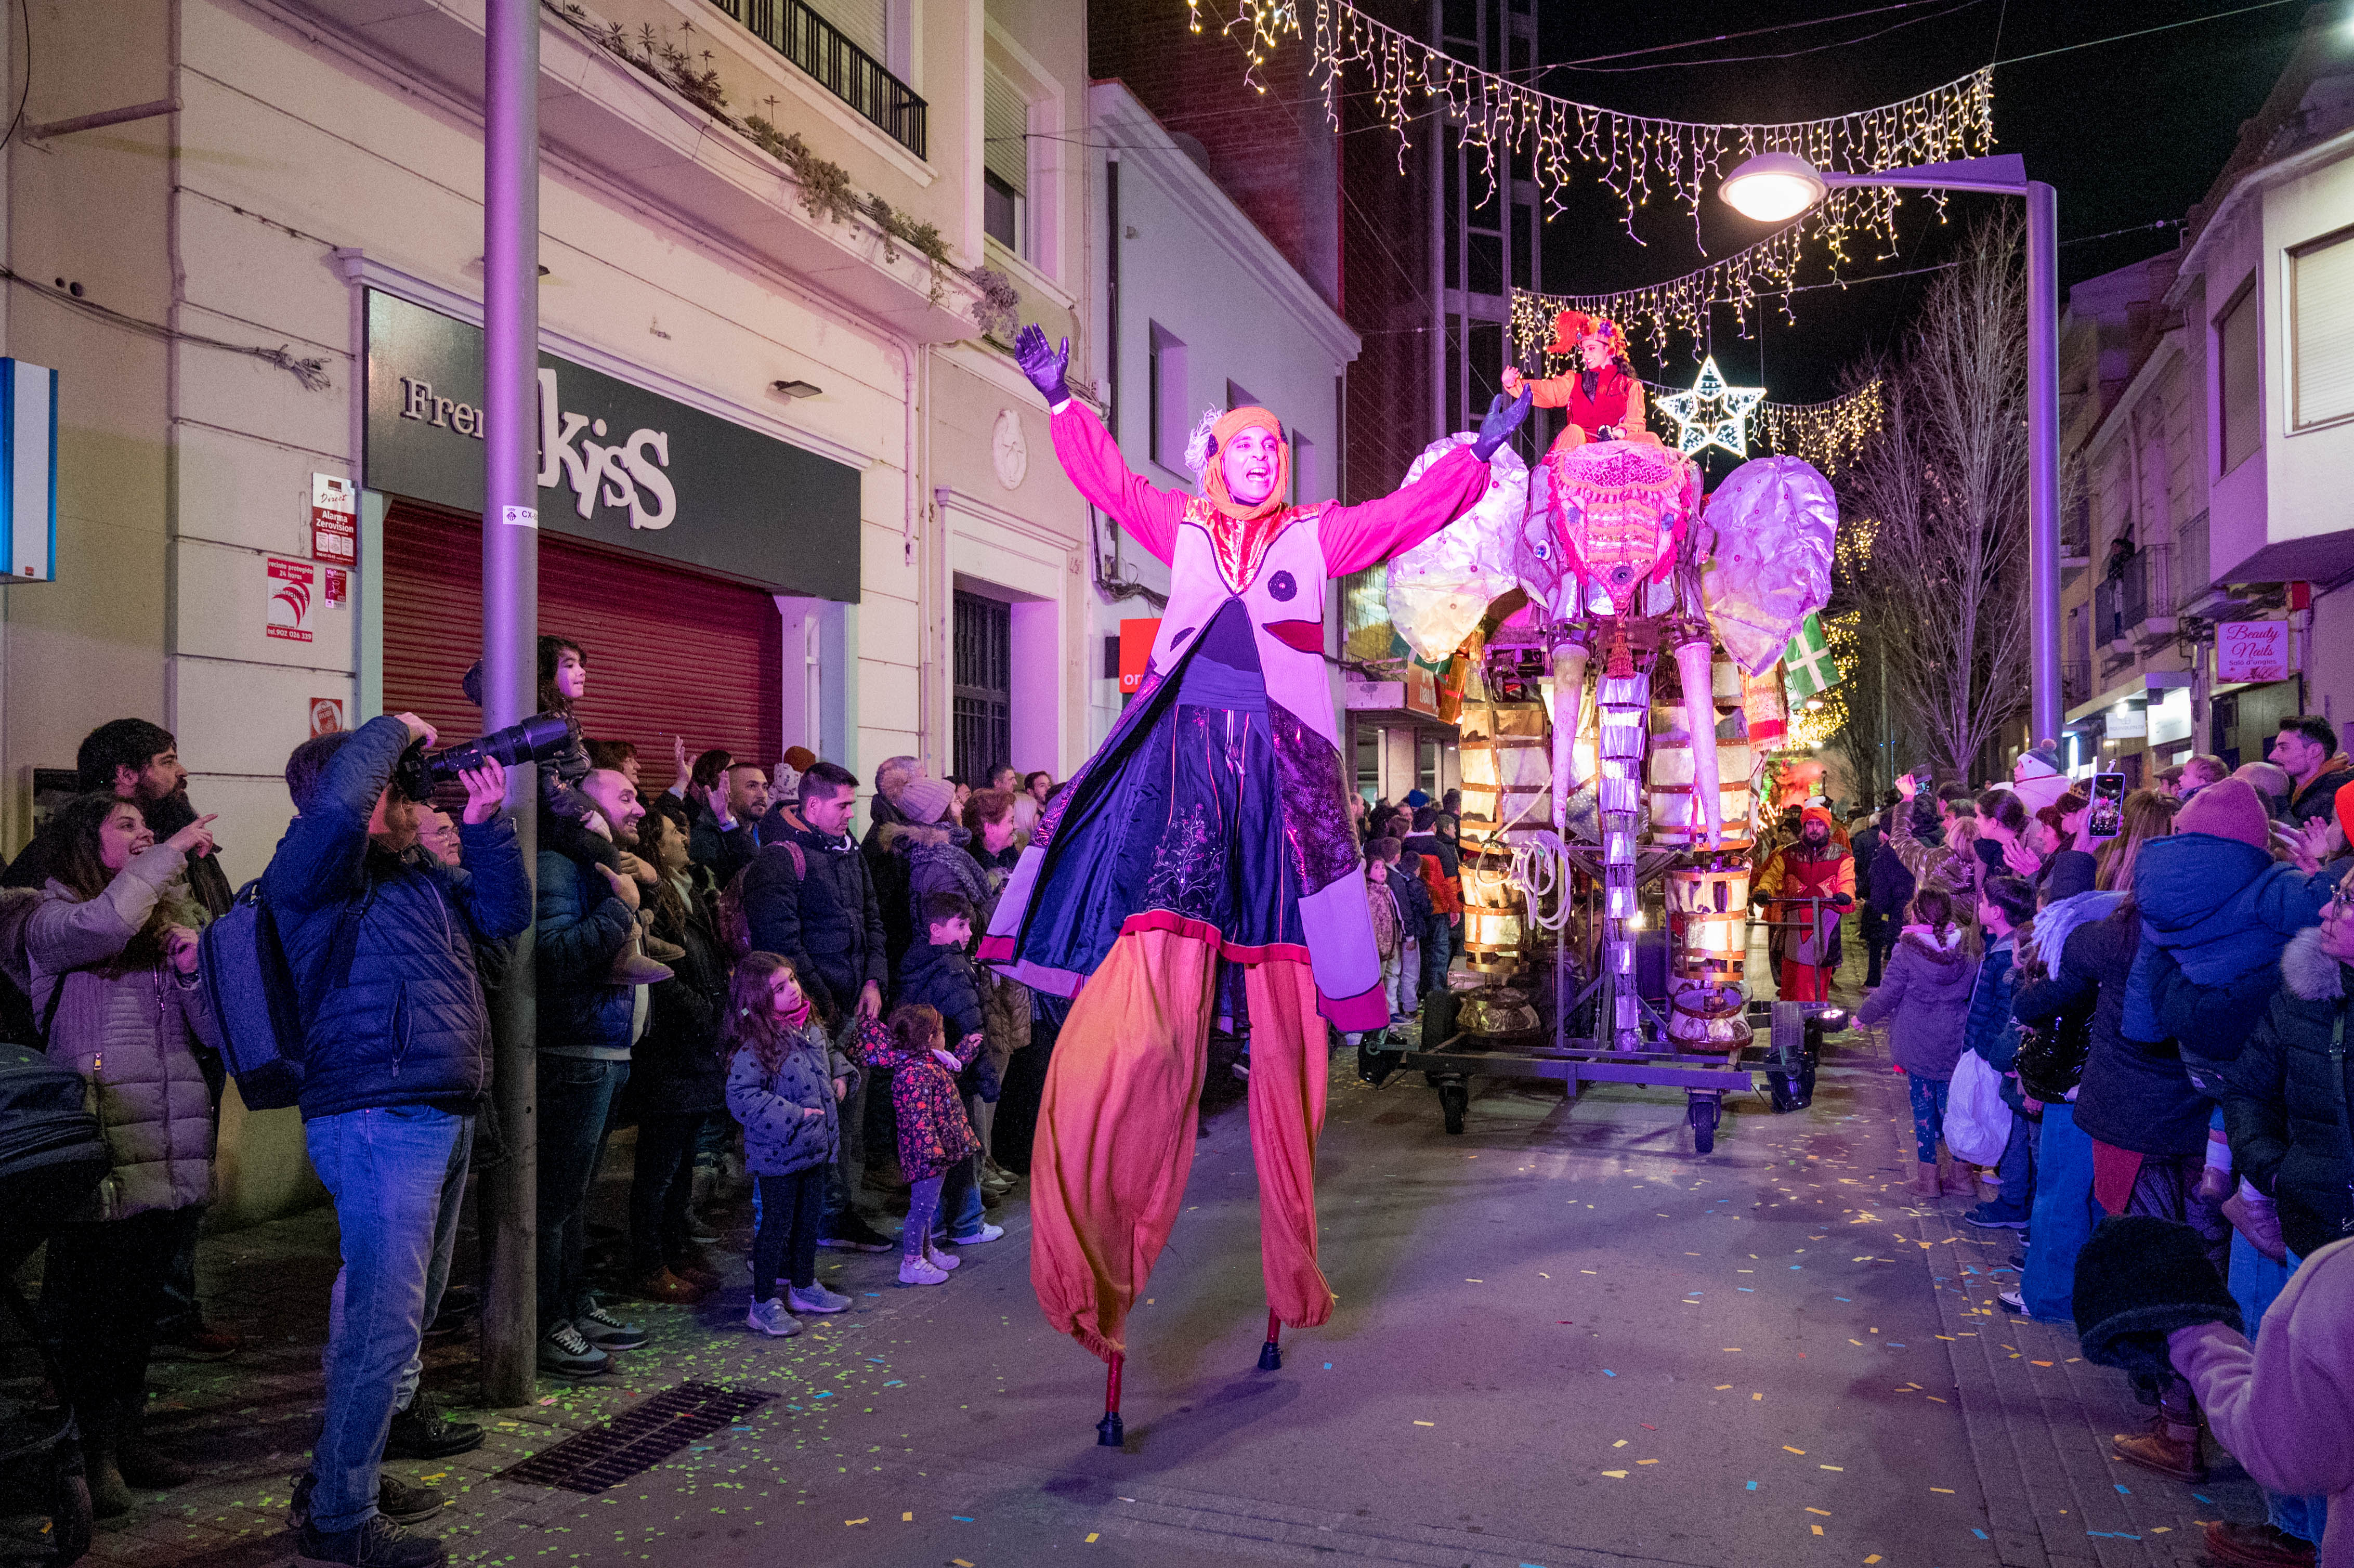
[{"xmin": 199, "ymin": 878, "xmax": 366, "ymax": 1112}]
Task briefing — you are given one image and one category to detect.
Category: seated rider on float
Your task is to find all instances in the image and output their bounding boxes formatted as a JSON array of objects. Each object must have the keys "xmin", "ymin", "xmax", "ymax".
[{"xmin": 1500, "ymin": 310, "xmax": 1662, "ymax": 454}]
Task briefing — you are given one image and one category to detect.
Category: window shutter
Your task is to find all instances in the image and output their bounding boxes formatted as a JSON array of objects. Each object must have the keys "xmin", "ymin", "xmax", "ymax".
[
  {"xmin": 804, "ymin": 0, "xmax": 886, "ymax": 62},
  {"xmin": 984, "ymin": 67, "xmax": 1027, "ymax": 197},
  {"xmin": 2292, "ymin": 228, "xmax": 2354, "ymax": 430},
  {"xmin": 383, "ymin": 504, "xmax": 783, "ymax": 768}
]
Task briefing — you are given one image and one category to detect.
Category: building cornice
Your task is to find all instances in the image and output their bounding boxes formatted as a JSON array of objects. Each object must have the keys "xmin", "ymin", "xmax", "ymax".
[
  {"xmin": 2083, "ymin": 328, "xmax": 2188, "ymax": 464},
  {"xmin": 2165, "ymin": 123, "xmax": 2354, "ymax": 309}
]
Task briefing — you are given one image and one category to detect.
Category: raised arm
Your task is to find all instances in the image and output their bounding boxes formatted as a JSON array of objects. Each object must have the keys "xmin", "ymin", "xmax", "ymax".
[
  {"xmin": 1016, "ymin": 324, "xmax": 1184, "ymax": 565},
  {"xmin": 1047, "ymin": 402, "xmax": 1186, "ymax": 566}
]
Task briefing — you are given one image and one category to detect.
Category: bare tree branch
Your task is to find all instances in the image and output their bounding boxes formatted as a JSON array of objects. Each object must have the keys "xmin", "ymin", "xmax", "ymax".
[{"xmin": 1834, "ymin": 212, "xmax": 2033, "ymax": 784}]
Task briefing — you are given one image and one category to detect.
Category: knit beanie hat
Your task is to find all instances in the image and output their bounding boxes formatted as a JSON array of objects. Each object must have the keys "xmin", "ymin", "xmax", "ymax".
[
  {"xmin": 2011, "ymin": 746, "xmax": 2070, "ymax": 814},
  {"xmin": 783, "ymin": 746, "xmax": 817, "ymax": 774},
  {"xmin": 898, "ymin": 776, "xmax": 956, "ymax": 826},
  {"xmin": 2175, "ymin": 777, "xmax": 2270, "ymax": 851},
  {"xmin": 2073, "ymin": 1216, "xmax": 2242, "ymax": 1378}
]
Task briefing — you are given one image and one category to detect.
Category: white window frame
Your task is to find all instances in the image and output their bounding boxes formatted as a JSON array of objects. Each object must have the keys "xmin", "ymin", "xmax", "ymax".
[
  {"xmin": 2287, "ymin": 222, "xmax": 2354, "ymax": 434},
  {"xmin": 980, "ymin": 20, "xmax": 1066, "ymax": 293}
]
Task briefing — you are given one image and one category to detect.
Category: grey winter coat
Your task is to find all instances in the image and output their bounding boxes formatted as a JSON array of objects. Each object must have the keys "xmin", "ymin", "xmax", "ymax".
[
  {"xmin": 1854, "ymin": 927, "xmax": 1978, "ymax": 1079},
  {"xmin": 725, "ymin": 1021, "xmax": 859, "ymax": 1177},
  {"xmin": 27, "ymin": 842, "xmax": 220, "ymax": 1221}
]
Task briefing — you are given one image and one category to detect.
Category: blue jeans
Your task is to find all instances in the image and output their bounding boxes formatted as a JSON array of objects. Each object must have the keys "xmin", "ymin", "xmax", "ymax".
[
  {"xmin": 536, "ymin": 1056, "xmax": 631, "ymax": 1329},
  {"xmin": 2228, "ymin": 1237, "xmax": 2331, "ymax": 1544},
  {"xmin": 305, "ymin": 1106, "xmax": 475, "ymax": 1534},
  {"xmin": 1982, "ymin": 1112, "xmax": 2035, "ymax": 1221},
  {"xmin": 1907, "ymin": 1073, "xmax": 1952, "ymax": 1164},
  {"xmin": 2023, "ymin": 1102, "xmax": 2098, "ymax": 1320}
]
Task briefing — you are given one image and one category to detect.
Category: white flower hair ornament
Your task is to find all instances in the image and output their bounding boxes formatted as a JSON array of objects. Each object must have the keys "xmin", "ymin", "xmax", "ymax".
[{"xmin": 1183, "ymin": 407, "xmax": 1226, "ymax": 485}]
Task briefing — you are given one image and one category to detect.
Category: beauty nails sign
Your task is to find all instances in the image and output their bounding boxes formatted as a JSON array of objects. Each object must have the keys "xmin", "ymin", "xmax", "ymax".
[{"xmin": 361, "ymin": 291, "xmax": 860, "ymax": 602}]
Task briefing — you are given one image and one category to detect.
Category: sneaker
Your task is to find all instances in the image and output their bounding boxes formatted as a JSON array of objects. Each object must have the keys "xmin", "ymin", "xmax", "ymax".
[
  {"xmin": 537, "ymin": 1322, "xmax": 612, "ymax": 1377},
  {"xmin": 945, "ymin": 1222, "xmax": 1004, "ymax": 1246},
  {"xmin": 787, "ymin": 1283, "xmax": 853, "ymax": 1314},
  {"xmin": 1997, "ymin": 1289, "xmax": 2028, "ymax": 1316},
  {"xmin": 897, "ymin": 1255, "xmax": 950, "ymax": 1287},
  {"xmin": 295, "ymin": 1513, "xmax": 447, "ymax": 1568},
  {"xmin": 924, "ymin": 1243, "xmax": 961, "ymax": 1271},
  {"xmin": 383, "ymin": 1395, "xmax": 484, "ymax": 1460},
  {"xmin": 745, "ymin": 1298, "xmax": 801, "ymax": 1338},
  {"xmin": 574, "ymin": 1301, "xmax": 648, "ymax": 1350},
  {"xmin": 819, "ymin": 1214, "xmax": 894, "ymax": 1252},
  {"xmin": 1961, "ymin": 1204, "xmax": 2030, "ymax": 1231}
]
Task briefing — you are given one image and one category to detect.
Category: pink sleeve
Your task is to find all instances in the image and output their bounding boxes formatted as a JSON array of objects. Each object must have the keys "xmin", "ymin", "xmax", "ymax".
[
  {"xmin": 1048, "ymin": 402, "xmax": 1185, "ymax": 566},
  {"xmin": 1317, "ymin": 444, "xmax": 1492, "ymax": 578}
]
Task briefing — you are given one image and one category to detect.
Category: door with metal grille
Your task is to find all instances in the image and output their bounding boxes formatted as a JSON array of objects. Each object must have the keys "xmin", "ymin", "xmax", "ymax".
[{"xmin": 953, "ymin": 591, "xmax": 1011, "ymax": 785}]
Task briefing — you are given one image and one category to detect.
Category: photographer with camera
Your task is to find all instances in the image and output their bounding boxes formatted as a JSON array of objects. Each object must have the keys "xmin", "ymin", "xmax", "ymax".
[{"xmin": 267, "ymin": 712, "xmax": 529, "ymax": 1568}]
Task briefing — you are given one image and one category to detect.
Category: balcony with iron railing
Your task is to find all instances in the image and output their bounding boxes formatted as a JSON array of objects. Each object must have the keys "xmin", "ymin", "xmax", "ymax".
[
  {"xmin": 709, "ymin": 0, "xmax": 928, "ymax": 158},
  {"xmin": 2093, "ymin": 541, "xmax": 2178, "ymax": 653}
]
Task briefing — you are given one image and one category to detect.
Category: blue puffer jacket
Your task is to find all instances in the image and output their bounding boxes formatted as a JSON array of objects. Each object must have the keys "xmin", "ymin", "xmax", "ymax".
[
  {"xmin": 2123, "ymin": 833, "xmax": 2333, "ymax": 1042},
  {"xmin": 535, "ymin": 810, "xmax": 636, "ymax": 1056},
  {"xmin": 263, "ymin": 715, "xmax": 531, "ymax": 1122}
]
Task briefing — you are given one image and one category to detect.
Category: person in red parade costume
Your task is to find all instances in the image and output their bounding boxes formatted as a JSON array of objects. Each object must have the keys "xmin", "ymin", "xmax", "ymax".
[
  {"xmin": 1500, "ymin": 310, "xmax": 1659, "ymax": 455},
  {"xmin": 1753, "ymin": 805, "xmax": 1856, "ymax": 1003}
]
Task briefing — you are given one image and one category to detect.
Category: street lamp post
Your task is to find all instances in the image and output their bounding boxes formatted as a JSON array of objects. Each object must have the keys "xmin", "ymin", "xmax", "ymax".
[{"xmin": 1719, "ymin": 152, "xmax": 2063, "ymax": 749}]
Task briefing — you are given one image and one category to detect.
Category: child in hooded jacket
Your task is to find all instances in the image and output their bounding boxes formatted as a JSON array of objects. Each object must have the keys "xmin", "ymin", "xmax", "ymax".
[
  {"xmin": 725, "ymin": 952, "xmax": 860, "ymax": 1335},
  {"xmin": 1854, "ymin": 887, "xmax": 1983, "ymax": 1199}
]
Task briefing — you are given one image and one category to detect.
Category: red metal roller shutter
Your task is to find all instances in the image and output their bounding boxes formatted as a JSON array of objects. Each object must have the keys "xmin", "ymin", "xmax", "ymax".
[{"xmin": 383, "ymin": 503, "xmax": 782, "ymax": 768}]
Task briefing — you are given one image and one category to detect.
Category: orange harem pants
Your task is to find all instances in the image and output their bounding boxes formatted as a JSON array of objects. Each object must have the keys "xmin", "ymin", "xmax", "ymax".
[{"xmin": 1027, "ymin": 925, "xmax": 1335, "ymax": 1361}]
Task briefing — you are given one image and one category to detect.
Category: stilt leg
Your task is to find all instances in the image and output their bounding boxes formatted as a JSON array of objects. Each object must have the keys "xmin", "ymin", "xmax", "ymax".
[
  {"xmin": 1096, "ymin": 1352, "xmax": 1125, "ymax": 1447},
  {"xmin": 1257, "ymin": 1308, "xmax": 1283, "ymax": 1371}
]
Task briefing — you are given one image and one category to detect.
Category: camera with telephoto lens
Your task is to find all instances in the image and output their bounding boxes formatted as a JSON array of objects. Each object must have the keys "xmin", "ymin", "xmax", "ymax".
[{"xmin": 391, "ymin": 712, "xmax": 578, "ymax": 801}]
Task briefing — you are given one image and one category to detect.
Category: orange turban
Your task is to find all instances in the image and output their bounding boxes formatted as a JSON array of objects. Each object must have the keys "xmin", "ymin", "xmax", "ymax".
[{"xmin": 1200, "ymin": 406, "xmax": 1291, "ymax": 525}]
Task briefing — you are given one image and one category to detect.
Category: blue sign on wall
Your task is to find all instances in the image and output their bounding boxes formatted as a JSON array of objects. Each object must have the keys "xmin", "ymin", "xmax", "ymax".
[{"xmin": 1, "ymin": 359, "xmax": 58, "ymax": 583}]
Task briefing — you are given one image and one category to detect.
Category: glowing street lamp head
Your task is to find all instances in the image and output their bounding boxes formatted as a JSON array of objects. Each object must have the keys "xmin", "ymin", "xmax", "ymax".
[{"xmin": 1721, "ymin": 151, "xmax": 1827, "ymax": 223}]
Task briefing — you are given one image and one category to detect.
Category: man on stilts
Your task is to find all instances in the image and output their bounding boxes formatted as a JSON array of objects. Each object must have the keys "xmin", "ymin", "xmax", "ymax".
[{"xmin": 984, "ymin": 325, "xmax": 1527, "ymax": 1440}]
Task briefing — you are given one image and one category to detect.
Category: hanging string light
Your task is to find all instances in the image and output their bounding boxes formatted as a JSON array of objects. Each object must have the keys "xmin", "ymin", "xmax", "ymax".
[
  {"xmin": 1755, "ymin": 382, "xmax": 1884, "ymax": 475},
  {"xmin": 1191, "ymin": 0, "xmax": 1995, "ymax": 247},
  {"xmin": 1507, "ymin": 188, "xmax": 1899, "ymax": 362}
]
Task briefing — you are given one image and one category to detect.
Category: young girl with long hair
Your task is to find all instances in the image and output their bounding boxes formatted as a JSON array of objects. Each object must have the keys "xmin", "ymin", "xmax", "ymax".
[
  {"xmin": 723, "ymin": 952, "xmax": 858, "ymax": 1335},
  {"xmin": 1853, "ymin": 885, "xmax": 1983, "ymax": 1199}
]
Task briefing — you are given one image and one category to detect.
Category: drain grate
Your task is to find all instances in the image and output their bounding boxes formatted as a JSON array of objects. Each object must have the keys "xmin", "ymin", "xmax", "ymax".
[{"xmin": 497, "ymin": 1381, "xmax": 775, "ymax": 1493}]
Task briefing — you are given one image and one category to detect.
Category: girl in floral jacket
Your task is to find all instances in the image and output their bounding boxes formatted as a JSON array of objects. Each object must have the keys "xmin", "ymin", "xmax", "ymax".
[{"xmin": 849, "ymin": 1004, "xmax": 980, "ymax": 1288}]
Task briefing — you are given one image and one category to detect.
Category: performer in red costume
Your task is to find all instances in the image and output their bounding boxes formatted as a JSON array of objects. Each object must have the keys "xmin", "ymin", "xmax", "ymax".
[
  {"xmin": 1751, "ymin": 805, "xmax": 1855, "ymax": 1003},
  {"xmin": 988, "ymin": 325, "xmax": 1526, "ymax": 1439},
  {"xmin": 1501, "ymin": 309, "xmax": 1658, "ymax": 455}
]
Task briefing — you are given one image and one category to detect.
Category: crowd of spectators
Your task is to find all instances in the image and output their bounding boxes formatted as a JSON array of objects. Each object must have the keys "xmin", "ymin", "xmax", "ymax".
[
  {"xmin": 0, "ymin": 636, "xmax": 1065, "ymax": 1568},
  {"xmin": 1833, "ymin": 716, "xmax": 2353, "ymax": 1568}
]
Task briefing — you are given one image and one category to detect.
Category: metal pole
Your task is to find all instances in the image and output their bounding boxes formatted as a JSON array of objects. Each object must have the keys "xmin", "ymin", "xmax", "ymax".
[
  {"xmin": 480, "ymin": 0, "xmax": 540, "ymax": 1408},
  {"xmin": 2025, "ymin": 180, "xmax": 2063, "ymax": 747}
]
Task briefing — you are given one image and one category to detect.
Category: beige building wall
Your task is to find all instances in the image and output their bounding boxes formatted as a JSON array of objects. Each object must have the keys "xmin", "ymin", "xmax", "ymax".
[{"xmin": 0, "ymin": 0, "xmax": 1073, "ymax": 1222}]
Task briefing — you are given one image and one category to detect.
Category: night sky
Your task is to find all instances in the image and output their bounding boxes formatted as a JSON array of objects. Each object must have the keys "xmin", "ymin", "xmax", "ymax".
[{"xmin": 1524, "ymin": 0, "xmax": 2317, "ymax": 404}]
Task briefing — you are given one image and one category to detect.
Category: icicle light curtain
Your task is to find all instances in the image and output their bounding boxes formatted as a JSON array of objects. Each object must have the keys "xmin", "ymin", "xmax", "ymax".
[{"xmin": 1193, "ymin": 0, "xmax": 1995, "ymax": 239}]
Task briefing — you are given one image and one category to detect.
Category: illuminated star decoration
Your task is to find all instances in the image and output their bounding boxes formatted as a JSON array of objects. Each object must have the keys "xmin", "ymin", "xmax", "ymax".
[{"xmin": 1655, "ymin": 356, "xmax": 1765, "ymax": 461}]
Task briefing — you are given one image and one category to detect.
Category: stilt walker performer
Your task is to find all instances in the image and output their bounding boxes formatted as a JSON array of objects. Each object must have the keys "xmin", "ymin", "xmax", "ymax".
[{"xmin": 987, "ymin": 326, "xmax": 1528, "ymax": 1435}]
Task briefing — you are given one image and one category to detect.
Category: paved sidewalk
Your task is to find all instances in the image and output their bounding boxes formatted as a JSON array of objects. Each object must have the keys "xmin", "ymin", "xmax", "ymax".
[{"xmin": 2, "ymin": 962, "xmax": 2270, "ymax": 1567}]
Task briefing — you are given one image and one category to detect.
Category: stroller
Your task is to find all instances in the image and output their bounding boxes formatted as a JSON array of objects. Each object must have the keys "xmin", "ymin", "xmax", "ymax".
[{"xmin": 0, "ymin": 1038, "xmax": 109, "ymax": 1564}]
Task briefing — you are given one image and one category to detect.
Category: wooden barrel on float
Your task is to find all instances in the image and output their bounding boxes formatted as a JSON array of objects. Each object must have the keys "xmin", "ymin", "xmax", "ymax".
[{"xmin": 1455, "ymin": 695, "xmax": 1551, "ymax": 974}]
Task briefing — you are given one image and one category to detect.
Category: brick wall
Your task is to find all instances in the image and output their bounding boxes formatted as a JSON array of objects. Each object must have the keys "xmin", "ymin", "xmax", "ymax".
[{"xmin": 1089, "ymin": 0, "xmax": 1438, "ymax": 501}]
